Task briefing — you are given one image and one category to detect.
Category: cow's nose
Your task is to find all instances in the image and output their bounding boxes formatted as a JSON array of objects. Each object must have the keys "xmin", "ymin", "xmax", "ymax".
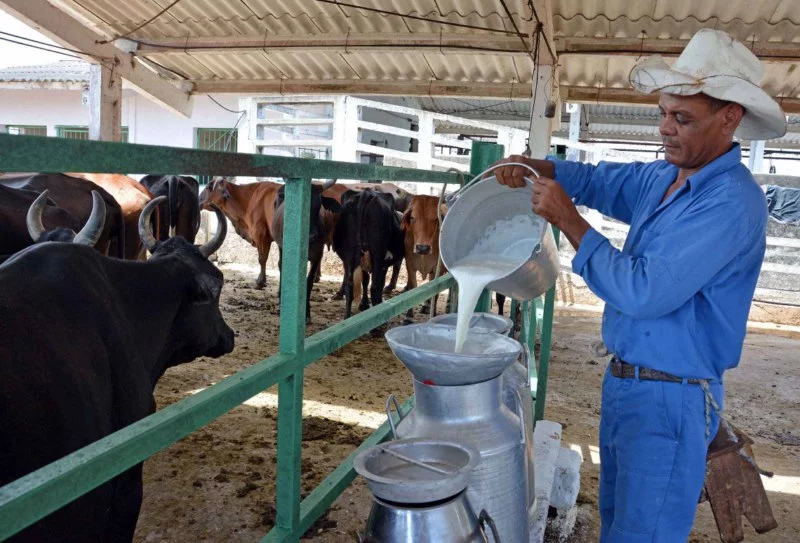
[{"xmin": 415, "ymin": 244, "xmax": 431, "ymax": 255}]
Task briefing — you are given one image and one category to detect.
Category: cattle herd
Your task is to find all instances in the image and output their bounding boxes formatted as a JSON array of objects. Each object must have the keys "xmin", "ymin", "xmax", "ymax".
[{"xmin": 0, "ymin": 172, "xmax": 452, "ymax": 542}]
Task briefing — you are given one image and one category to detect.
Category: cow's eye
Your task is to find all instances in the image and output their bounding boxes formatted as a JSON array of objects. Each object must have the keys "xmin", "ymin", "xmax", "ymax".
[{"xmin": 409, "ymin": 217, "xmax": 415, "ymax": 224}]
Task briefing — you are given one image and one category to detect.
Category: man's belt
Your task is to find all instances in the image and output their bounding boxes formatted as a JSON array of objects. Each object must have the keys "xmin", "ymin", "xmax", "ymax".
[{"xmin": 610, "ymin": 357, "xmax": 703, "ymax": 385}]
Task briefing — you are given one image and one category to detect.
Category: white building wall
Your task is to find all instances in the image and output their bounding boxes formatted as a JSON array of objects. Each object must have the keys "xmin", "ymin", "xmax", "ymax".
[{"xmin": 0, "ymin": 89, "xmax": 247, "ymax": 148}]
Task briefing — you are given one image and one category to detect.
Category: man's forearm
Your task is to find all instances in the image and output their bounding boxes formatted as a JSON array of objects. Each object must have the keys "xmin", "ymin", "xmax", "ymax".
[{"xmin": 559, "ymin": 216, "xmax": 591, "ymax": 250}]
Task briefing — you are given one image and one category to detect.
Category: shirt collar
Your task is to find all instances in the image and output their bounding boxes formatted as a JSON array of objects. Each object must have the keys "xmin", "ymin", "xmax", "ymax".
[{"xmin": 685, "ymin": 143, "xmax": 742, "ymax": 196}]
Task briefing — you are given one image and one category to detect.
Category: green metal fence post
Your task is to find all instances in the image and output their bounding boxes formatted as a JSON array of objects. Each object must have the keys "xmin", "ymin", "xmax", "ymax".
[
  {"xmin": 533, "ymin": 226, "xmax": 560, "ymax": 423},
  {"xmin": 509, "ymin": 298, "xmax": 520, "ymax": 338},
  {"xmin": 274, "ymin": 178, "xmax": 311, "ymax": 542},
  {"xmin": 469, "ymin": 141, "xmax": 505, "ymax": 313}
]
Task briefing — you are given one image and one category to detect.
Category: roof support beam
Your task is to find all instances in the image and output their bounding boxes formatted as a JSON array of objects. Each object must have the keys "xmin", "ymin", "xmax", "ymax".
[
  {"xmin": 135, "ymin": 34, "xmax": 800, "ymax": 63},
  {"xmin": 561, "ymin": 86, "xmax": 800, "ymax": 114},
  {"xmin": 136, "ymin": 33, "xmax": 531, "ymax": 56},
  {"xmin": 88, "ymin": 64, "xmax": 121, "ymax": 142},
  {"xmin": 0, "ymin": 0, "xmax": 193, "ymax": 117},
  {"xmin": 556, "ymin": 37, "xmax": 800, "ymax": 62},
  {"xmin": 192, "ymin": 79, "xmax": 534, "ymax": 100}
]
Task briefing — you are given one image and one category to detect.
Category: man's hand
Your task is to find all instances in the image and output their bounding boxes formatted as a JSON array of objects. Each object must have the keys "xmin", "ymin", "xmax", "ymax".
[
  {"xmin": 491, "ymin": 155, "xmax": 536, "ymax": 188},
  {"xmin": 532, "ymin": 177, "xmax": 591, "ymax": 249}
]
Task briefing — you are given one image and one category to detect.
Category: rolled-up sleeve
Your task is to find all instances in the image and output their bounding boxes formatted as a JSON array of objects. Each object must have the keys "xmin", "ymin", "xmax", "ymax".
[
  {"xmin": 551, "ymin": 159, "xmax": 655, "ymax": 225},
  {"xmin": 572, "ymin": 201, "xmax": 748, "ymax": 319}
]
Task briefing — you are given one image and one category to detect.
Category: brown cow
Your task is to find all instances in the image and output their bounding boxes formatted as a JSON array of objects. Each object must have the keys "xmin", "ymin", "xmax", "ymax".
[
  {"xmin": 398, "ymin": 195, "xmax": 448, "ymax": 316},
  {"xmin": 199, "ymin": 178, "xmax": 281, "ymax": 289},
  {"xmin": 70, "ymin": 173, "xmax": 156, "ymax": 260}
]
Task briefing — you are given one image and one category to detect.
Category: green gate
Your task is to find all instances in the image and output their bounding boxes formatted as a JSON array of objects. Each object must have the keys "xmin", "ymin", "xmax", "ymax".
[{"xmin": 0, "ymin": 134, "xmax": 557, "ymax": 542}]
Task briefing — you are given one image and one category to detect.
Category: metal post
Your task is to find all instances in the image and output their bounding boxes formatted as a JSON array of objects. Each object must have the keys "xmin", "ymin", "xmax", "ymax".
[
  {"xmin": 566, "ymin": 103, "xmax": 582, "ymax": 162},
  {"xmin": 528, "ymin": 296, "xmax": 539, "ymax": 399},
  {"xmin": 527, "ymin": 65, "xmax": 555, "ymax": 159},
  {"xmin": 534, "ymin": 226, "xmax": 560, "ymax": 423},
  {"xmin": 510, "ymin": 298, "xmax": 520, "ymax": 337},
  {"xmin": 469, "ymin": 141, "xmax": 505, "ymax": 313},
  {"xmin": 275, "ymin": 178, "xmax": 311, "ymax": 542},
  {"xmin": 748, "ymin": 140, "xmax": 765, "ymax": 174}
]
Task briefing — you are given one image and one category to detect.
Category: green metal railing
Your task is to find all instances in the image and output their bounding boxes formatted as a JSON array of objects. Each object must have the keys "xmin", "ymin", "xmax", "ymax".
[{"xmin": 0, "ymin": 133, "xmax": 557, "ymax": 542}]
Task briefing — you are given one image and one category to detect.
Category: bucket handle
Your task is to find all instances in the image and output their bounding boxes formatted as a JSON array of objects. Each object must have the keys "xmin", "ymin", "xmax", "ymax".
[
  {"xmin": 385, "ymin": 394, "xmax": 404, "ymax": 440},
  {"xmin": 478, "ymin": 509, "xmax": 502, "ymax": 543},
  {"xmin": 445, "ymin": 161, "xmax": 542, "ymax": 207}
]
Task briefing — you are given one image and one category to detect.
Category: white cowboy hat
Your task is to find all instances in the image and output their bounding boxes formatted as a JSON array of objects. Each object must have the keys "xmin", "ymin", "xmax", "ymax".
[{"xmin": 629, "ymin": 29, "xmax": 787, "ymax": 141}]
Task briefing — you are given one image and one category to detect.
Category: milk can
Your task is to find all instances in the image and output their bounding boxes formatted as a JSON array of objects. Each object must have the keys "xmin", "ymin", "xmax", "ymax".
[
  {"xmin": 354, "ymin": 438, "xmax": 501, "ymax": 543},
  {"xmin": 386, "ymin": 379, "xmax": 528, "ymax": 543},
  {"xmin": 427, "ymin": 314, "xmax": 536, "ymax": 511},
  {"xmin": 385, "ymin": 323, "xmax": 530, "ymax": 543}
]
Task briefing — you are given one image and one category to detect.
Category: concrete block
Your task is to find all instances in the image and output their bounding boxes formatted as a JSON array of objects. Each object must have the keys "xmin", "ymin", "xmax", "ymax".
[
  {"xmin": 530, "ymin": 421, "xmax": 563, "ymax": 543},
  {"xmin": 550, "ymin": 506, "xmax": 578, "ymax": 542},
  {"xmin": 550, "ymin": 447, "xmax": 582, "ymax": 510}
]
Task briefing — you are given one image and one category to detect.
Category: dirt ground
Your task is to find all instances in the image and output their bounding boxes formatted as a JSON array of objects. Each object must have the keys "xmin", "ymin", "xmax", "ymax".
[{"xmin": 133, "ymin": 252, "xmax": 800, "ymax": 543}]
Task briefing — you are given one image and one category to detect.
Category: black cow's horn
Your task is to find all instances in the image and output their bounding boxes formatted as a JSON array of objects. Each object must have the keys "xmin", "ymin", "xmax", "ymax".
[
  {"xmin": 139, "ymin": 195, "xmax": 166, "ymax": 253},
  {"xmin": 26, "ymin": 189, "xmax": 49, "ymax": 242},
  {"xmin": 321, "ymin": 178, "xmax": 337, "ymax": 191},
  {"xmin": 199, "ymin": 204, "xmax": 227, "ymax": 258},
  {"xmin": 73, "ymin": 191, "xmax": 107, "ymax": 247}
]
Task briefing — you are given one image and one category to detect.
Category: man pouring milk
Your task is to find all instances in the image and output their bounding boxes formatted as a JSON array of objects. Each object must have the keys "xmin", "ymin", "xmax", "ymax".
[{"xmin": 491, "ymin": 29, "xmax": 786, "ymax": 542}]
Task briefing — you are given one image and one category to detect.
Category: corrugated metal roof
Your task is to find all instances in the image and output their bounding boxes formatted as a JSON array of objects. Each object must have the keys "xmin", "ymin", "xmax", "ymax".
[
  {"xmin": 553, "ymin": 0, "xmax": 800, "ymax": 42},
  {"xmin": 0, "ymin": 60, "xmax": 89, "ymax": 83},
  {"xmin": 30, "ymin": 1, "xmax": 800, "ymax": 105}
]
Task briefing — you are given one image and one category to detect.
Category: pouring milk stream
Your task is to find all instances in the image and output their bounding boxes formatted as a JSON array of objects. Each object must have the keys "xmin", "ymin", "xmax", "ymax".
[{"xmin": 451, "ymin": 215, "xmax": 540, "ymax": 352}]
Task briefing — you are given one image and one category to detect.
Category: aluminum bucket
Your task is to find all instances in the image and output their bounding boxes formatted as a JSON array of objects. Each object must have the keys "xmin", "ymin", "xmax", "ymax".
[{"xmin": 440, "ymin": 163, "xmax": 559, "ymax": 301}]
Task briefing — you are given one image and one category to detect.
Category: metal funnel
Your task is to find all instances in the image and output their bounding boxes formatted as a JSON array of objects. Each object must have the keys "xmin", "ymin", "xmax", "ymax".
[{"xmin": 385, "ymin": 323, "xmax": 522, "ymax": 386}]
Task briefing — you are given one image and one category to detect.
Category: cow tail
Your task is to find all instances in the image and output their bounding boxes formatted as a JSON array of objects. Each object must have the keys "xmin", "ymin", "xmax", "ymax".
[
  {"xmin": 168, "ymin": 176, "xmax": 178, "ymax": 236},
  {"xmin": 355, "ymin": 190, "xmax": 375, "ymax": 252}
]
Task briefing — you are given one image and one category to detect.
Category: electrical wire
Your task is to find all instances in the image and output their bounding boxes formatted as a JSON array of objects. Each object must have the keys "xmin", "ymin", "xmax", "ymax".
[
  {"xmin": 526, "ymin": 0, "xmax": 556, "ymax": 62},
  {"xmin": 315, "ymin": 0, "xmax": 518, "ymax": 34},
  {"xmin": 0, "ymin": 35, "xmax": 80, "ymax": 59},
  {"xmin": 97, "ymin": 0, "xmax": 185, "ymax": 44},
  {"xmin": 208, "ymin": 95, "xmax": 246, "ymax": 114},
  {"xmin": 0, "ymin": 31, "xmax": 87, "ymax": 56},
  {"xmin": 497, "ymin": 0, "xmax": 535, "ymax": 64}
]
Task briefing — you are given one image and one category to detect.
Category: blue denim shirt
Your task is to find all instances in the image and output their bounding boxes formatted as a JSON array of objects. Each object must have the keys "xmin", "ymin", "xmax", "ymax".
[{"xmin": 552, "ymin": 143, "xmax": 767, "ymax": 380}]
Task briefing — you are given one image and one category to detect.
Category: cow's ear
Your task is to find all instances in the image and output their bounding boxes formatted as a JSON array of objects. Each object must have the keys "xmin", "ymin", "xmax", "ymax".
[
  {"xmin": 400, "ymin": 209, "xmax": 412, "ymax": 231},
  {"xmin": 439, "ymin": 203, "xmax": 448, "ymax": 218},
  {"xmin": 321, "ymin": 196, "xmax": 341, "ymax": 213},
  {"xmin": 220, "ymin": 183, "xmax": 232, "ymax": 201}
]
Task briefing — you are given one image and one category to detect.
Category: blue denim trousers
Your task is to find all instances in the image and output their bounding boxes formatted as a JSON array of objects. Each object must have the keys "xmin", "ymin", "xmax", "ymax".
[{"xmin": 599, "ymin": 366, "xmax": 723, "ymax": 542}]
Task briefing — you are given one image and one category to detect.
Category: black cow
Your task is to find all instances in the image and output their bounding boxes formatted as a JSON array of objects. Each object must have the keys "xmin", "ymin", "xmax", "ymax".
[
  {"xmin": 0, "ymin": 197, "xmax": 233, "ymax": 542},
  {"xmin": 333, "ymin": 188, "xmax": 405, "ymax": 323},
  {"xmin": 139, "ymin": 175, "xmax": 201, "ymax": 243},
  {"xmin": 271, "ymin": 179, "xmax": 341, "ymax": 323},
  {"xmin": 0, "ymin": 173, "xmax": 126, "ymax": 258}
]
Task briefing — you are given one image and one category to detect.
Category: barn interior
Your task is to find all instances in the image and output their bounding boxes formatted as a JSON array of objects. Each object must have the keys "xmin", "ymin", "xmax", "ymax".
[{"xmin": 0, "ymin": 1, "xmax": 799, "ymax": 542}]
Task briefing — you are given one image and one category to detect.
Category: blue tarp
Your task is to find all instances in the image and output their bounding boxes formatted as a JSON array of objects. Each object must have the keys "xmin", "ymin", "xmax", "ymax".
[{"xmin": 765, "ymin": 184, "xmax": 800, "ymax": 225}]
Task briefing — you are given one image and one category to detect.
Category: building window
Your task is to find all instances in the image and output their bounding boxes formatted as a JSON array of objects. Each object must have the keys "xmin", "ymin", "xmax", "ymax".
[
  {"xmin": 7, "ymin": 125, "xmax": 47, "ymax": 137},
  {"xmin": 195, "ymin": 128, "xmax": 239, "ymax": 184},
  {"xmin": 55, "ymin": 126, "xmax": 129, "ymax": 142}
]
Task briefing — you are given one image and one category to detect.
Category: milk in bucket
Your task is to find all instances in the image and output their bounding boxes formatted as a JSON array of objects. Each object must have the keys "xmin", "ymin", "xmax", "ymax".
[{"xmin": 451, "ymin": 214, "xmax": 542, "ymax": 352}]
